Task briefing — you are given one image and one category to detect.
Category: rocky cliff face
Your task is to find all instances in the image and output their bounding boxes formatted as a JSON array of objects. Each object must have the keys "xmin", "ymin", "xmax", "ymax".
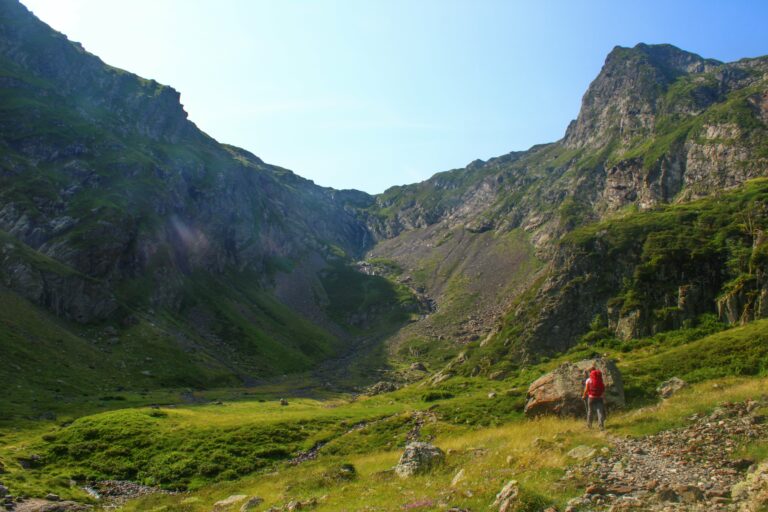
[
  {"xmin": 0, "ymin": 0, "xmax": 395, "ymax": 384},
  {"xmin": 563, "ymin": 44, "xmax": 722, "ymax": 150}
]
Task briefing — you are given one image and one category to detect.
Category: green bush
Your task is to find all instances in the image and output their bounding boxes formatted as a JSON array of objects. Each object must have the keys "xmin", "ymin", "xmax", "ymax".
[{"xmin": 422, "ymin": 391, "xmax": 455, "ymax": 402}]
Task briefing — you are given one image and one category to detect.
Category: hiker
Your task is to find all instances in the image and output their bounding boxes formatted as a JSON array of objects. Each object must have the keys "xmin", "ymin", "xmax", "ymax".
[{"xmin": 582, "ymin": 366, "xmax": 606, "ymax": 430}]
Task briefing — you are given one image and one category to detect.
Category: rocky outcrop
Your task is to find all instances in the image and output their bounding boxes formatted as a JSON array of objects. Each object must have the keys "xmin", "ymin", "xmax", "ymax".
[
  {"xmin": 524, "ymin": 358, "xmax": 624, "ymax": 417},
  {"xmin": 564, "ymin": 44, "xmax": 721, "ymax": 150},
  {"xmin": 394, "ymin": 442, "xmax": 445, "ymax": 477}
]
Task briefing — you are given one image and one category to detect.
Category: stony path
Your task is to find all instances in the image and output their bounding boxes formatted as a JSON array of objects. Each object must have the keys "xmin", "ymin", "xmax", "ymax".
[{"xmin": 565, "ymin": 399, "xmax": 768, "ymax": 511}]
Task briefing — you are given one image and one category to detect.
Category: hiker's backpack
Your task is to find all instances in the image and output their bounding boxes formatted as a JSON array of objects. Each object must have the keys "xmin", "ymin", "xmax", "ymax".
[{"xmin": 588, "ymin": 369, "xmax": 605, "ymax": 397}]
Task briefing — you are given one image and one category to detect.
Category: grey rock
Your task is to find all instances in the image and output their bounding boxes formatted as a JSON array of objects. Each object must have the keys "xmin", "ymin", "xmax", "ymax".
[
  {"xmin": 395, "ymin": 442, "xmax": 445, "ymax": 478},
  {"xmin": 365, "ymin": 381, "xmax": 398, "ymax": 396},
  {"xmin": 492, "ymin": 480, "xmax": 519, "ymax": 512}
]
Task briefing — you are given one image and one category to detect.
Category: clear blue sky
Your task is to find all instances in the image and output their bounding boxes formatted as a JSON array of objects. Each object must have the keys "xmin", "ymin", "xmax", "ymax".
[{"xmin": 19, "ymin": 0, "xmax": 768, "ymax": 193}]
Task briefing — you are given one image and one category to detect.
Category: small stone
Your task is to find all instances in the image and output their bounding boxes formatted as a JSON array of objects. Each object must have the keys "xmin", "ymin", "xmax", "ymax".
[
  {"xmin": 705, "ymin": 488, "xmax": 729, "ymax": 498},
  {"xmin": 488, "ymin": 392, "xmax": 497, "ymax": 399},
  {"xmin": 673, "ymin": 485, "xmax": 704, "ymax": 503},
  {"xmin": 586, "ymin": 484, "xmax": 606, "ymax": 495},
  {"xmin": 606, "ymin": 485, "xmax": 634, "ymax": 495},
  {"xmin": 657, "ymin": 487, "xmax": 679, "ymax": 502},
  {"xmin": 44, "ymin": 494, "xmax": 60, "ymax": 501}
]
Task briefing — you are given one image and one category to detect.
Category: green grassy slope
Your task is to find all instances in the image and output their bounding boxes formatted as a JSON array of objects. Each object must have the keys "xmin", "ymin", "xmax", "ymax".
[{"xmin": 1, "ymin": 312, "xmax": 765, "ymax": 510}]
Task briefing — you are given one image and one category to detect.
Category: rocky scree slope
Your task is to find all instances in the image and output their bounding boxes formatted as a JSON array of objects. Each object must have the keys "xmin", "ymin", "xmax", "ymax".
[{"xmin": 0, "ymin": 0, "xmax": 420, "ymax": 399}]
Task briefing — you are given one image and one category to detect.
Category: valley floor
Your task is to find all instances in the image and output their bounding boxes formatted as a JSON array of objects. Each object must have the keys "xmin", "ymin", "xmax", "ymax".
[{"xmin": 1, "ymin": 321, "xmax": 768, "ymax": 512}]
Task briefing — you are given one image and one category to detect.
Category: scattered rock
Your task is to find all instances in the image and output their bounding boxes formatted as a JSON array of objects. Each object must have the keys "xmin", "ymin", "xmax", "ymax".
[
  {"xmin": 488, "ymin": 392, "xmax": 497, "ymax": 399},
  {"xmin": 365, "ymin": 381, "xmax": 398, "ymax": 395},
  {"xmin": 492, "ymin": 480, "xmax": 519, "ymax": 512},
  {"xmin": 586, "ymin": 484, "xmax": 606, "ymax": 495},
  {"xmin": 409, "ymin": 362, "xmax": 427, "ymax": 372},
  {"xmin": 605, "ymin": 484, "xmax": 633, "ymax": 495},
  {"xmin": 450, "ymin": 468, "xmax": 465, "ymax": 487},
  {"xmin": 15, "ymin": 455, "xmax": 42, "ymax": 470},
  {"xmin": 240, "ymin": 496, "xmax": 264, "ymax": 511},
  {"xmin": 571, "ymin": 399, "xmax": 768, "ymax": 511},
  {"xmin": 13, "ymin": 499, "xmax": 91, "ymax": 511},
  {"xmin": 656, "ymin": 377, "xmax": 687, "ymax": 399},
  {"xmin": 567, "ymin": 445, "xmax": 596, "ymax": 460},
  {"xmin": 673, "ymin": 484, "xmax": 704, "ymax": 503},
  {"xmin": 429, "ymin": 371, "xmax": 453, "ymax": 385},
  {"xmin": 282, "ymin": 497, "xmax": 317, "ymax": 511},
  {"xmin": 525, "ymin": 358, "xmax": 624, "ymax": 417},
  {"xmin": 213, "ymin": 495, "xmax": 248, "ymax": 510},
  {"xmin": 394, "ymin": 442, "xmax": 445, "ymax": 477},
  {"xmin": 43, "ymin": 495, "xmax": 59, "ymax": 503},
  {"xmin": 657, "ymin": 486, "xmax": 679, "ymax": 502}
]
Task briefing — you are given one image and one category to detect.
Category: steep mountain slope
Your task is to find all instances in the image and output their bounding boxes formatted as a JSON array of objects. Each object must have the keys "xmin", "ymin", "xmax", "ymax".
[
  {"xmin": 363, "ymin": 43, "xmax": 768, "ymax": 372},
  {"xmin": 2, "ymin": 0, "xmax": 768, "ymax": 408},
  {"xmin": 0, "ymin": 0, "xmax": 417, "ymax": 411}
]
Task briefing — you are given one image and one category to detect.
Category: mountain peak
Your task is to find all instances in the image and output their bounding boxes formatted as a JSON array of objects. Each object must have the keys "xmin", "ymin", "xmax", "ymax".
[
  {"xmin": 564, "ymin": 43, "xmax": 722, "ymax": 150},
  {"xmin": 606, "ymin": 43, "xmax": 721, "ymax": 78}
]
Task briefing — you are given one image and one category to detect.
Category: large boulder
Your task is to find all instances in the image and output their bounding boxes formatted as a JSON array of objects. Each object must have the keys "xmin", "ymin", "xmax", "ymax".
[
  {"xmin": 524, "ymin": 358, "xmax": 624, "ymax": 417},
  {"xmin": 395, "ymin": 442, "xmax": 445, "ymax": 477}
]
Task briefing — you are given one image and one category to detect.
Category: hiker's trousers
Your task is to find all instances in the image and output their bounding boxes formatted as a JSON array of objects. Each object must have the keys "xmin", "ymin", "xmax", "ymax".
[{"xmin": 587, "ymin": 397, "xmax": 605, "ymax": 430}]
